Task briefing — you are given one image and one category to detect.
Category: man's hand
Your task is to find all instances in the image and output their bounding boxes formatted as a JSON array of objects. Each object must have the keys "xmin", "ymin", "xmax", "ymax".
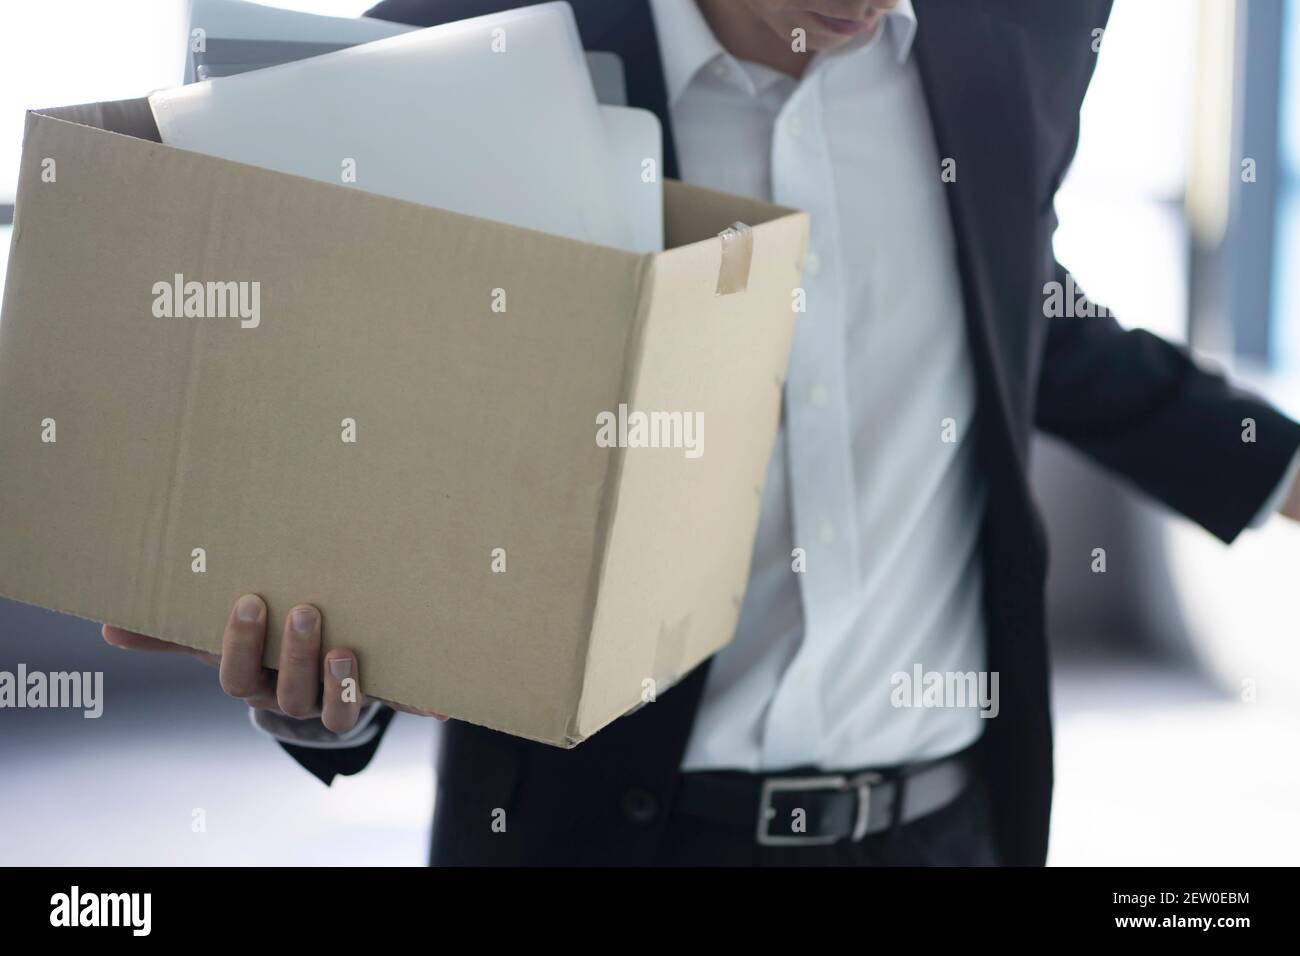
[{"xmin": 101, "ymin": 595, "xmax": 445, "ymax": 733}]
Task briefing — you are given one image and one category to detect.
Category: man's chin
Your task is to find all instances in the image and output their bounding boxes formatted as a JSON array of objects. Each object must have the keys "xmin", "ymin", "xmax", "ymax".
[{"xmin": 800, "ymin": 10, "xmax": 884, "ymax": 49}]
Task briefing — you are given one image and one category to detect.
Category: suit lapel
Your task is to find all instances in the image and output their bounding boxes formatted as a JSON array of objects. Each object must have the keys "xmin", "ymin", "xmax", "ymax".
[{"xmin": 912, "ymin": 0, "xmax": 1043, "ymax": 459}]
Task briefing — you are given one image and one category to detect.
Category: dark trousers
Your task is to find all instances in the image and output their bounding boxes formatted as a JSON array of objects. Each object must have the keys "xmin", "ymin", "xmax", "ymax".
[
  {"xmin": 429, "ymin": 756, "xmax": 1000, "ymax": 866},
  {"xmin": 652, "ymin": 775, "xmax": 1000, "ymax": 866}
]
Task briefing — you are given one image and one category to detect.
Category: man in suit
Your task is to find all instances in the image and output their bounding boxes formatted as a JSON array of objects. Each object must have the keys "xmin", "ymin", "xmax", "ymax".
[{"xmin": 105, "ymin": 0, "xmax": 1300, "ymax": 865}]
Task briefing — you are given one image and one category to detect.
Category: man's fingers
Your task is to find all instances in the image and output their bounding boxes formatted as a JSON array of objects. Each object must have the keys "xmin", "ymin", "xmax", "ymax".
[
  {"xmin": 102, "ymin": 626, "xmax": 180, "ymax": 653},
  {"xmin": 321, "ymin": 651, "xmax": 361, "ymax": 733},
  {"xmin": 102, "ymin": 624, "xmax": 220, "ymax": 667},
  {"xmin": 276, "ymin": 604, "xmax": 322, "ymax": 718},
  {"xmin": 243, "ymin": 693, "xmax": 285, "ymax": 713},
  {"xmin": 219, "ymin": 594, "xmax": 271, "ymax": 698},
  {"xmin": 112, "ymin": 597, "xmax": 447, "ymax": 729}
]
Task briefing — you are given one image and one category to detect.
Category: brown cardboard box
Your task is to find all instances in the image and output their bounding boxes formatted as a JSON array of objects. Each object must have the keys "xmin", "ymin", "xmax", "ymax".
[{"xmin": 0, "ymin": 98, "xmax": 808, "ymax": 746}]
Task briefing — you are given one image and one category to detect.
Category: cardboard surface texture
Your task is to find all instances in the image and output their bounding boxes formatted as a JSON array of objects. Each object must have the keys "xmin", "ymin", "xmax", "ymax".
[{"xmin": 0, "ymin": 98, "xmax": 808, "ymax": 746}]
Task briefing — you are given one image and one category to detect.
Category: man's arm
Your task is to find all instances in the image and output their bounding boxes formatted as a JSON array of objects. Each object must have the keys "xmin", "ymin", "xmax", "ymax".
[{"xmin": 1034, "ymin": 260, "xmax": 1300, "ymax": 543}]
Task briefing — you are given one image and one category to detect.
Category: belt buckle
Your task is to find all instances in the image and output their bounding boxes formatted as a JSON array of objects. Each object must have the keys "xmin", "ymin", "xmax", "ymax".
[{"xmin": 756, "ymin": 772, "xmax": 882, "ymax": 846}]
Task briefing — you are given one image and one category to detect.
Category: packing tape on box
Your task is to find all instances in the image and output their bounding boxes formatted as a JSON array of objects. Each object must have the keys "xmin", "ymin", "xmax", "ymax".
[
  {"xmin": 715, "ymin": 221, "xmax": 753, "ymax": 296},
  {"xmin": 650, "ymin": 614, "xmax": 691, "ymax": 695}
]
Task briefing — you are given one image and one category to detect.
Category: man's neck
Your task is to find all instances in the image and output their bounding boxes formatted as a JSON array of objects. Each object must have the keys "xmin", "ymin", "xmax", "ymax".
[{"xmin": 695, "ymin": 0, "xmax": 812, "ymax": 79}]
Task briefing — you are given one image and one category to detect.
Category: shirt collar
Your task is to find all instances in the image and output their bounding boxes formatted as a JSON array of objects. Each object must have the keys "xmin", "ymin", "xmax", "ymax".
[{"xmin": 649, "ymin": 0, "xmax": 918, "ymax": 106}]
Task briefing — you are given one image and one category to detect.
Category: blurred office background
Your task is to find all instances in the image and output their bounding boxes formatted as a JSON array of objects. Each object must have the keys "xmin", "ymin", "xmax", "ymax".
[{"xmin": 1, "ymin": 0, "xmax": 1299, "ymax": 865}]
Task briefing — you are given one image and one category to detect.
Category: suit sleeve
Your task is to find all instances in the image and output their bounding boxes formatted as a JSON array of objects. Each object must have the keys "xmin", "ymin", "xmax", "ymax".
[
  {"xmin": 1034, "ymin": 260, "xmax": 1300, "ymax": 543},
  {"xmin": 269, "ymin": 706, "xmax": 398, "ymax": 785}
]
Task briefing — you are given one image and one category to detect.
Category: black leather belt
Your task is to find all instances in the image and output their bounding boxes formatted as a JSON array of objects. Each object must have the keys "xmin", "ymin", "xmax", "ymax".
[{"xmin": 673, "ymin": 748, "xmax": 976, "ymax": 846}]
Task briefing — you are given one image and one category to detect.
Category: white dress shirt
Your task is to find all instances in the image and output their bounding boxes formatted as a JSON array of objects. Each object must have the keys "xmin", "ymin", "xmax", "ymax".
[{"xmin": 649, "ymin": 0, "xmax": 989, "ymax": 772}]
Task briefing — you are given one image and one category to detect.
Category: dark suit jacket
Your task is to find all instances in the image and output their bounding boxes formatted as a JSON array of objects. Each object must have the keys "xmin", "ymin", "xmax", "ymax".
[{"xmin": 279, "ymin": 0, "xmax": 1300, "ymax": 865}]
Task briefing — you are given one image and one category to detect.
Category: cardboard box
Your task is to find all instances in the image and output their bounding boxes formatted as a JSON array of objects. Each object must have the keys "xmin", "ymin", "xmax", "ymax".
[{"xmin": 0, "ymin": 98, "xmax": 808, "ymax": 746}]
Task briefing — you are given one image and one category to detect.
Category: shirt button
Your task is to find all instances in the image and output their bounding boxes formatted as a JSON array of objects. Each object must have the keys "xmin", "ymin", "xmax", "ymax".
[
  {"xmin": 804, "ymin": 252, "xmax": 822, "ymax": 276},
  {"xmin": 621, "ymin": 787, "xmax": 660, "ymax": 826},
  {"xmin": 819, "ymin": 520, "xmax": 835, "ymax": 544},
  {"xmin": 809, "ymin": 384, "xmax": 829, "ymax": 407},
  {"xmin": 783, "ymin": 112, "xmax": 803, "ymax": 138},
  {"xmin": 710, "ymin": 59, "xmax": 729, "ymax": 78}
]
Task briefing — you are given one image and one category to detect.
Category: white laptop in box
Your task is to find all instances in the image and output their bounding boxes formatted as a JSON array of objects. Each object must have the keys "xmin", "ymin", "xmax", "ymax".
[
  {"xmin": 154, "ymin": 2, "xmax": 637, "ymax": 249},
  {"xmin": 601, "ymin": 106, "xmax": 663, "ymax": 254}
]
